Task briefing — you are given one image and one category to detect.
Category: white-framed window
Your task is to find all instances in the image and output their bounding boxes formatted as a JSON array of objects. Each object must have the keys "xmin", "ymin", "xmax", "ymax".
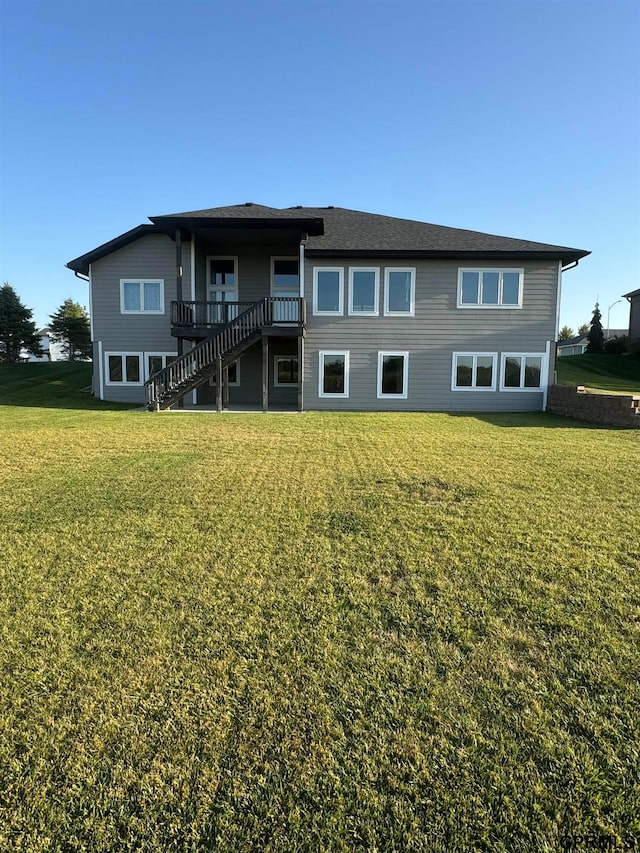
[
  {"xmin": 319, "ymin": 351, "xmax": 349, "ymax": 398},
  {"xmin": 451, "ymin": 352, "xmax": 497, "ymax": 391},
  {"xmin": 271, "ymin": 257, "xmax": 300, "ymax": 322},
  {"xmin": 209, "ymin": 359, "xmax": 241, "ymax": 386},
  {"xmin": 105, "ymin": 352, "xmax": 143, "ymax": 385},
  {"xmin": 500, "ymin": 353, "xmax": 545, "ymax": 390},
  {"xmin": 457, "ymin": 269, "xmax": 523, "ymax": 308},
  {"xmin": 348, "ymin": 267, "xmax": 379, "ymax": 316},
  {"xmin": 377, "ymin": 351, "xmax": 408, "ymax": 398},
  {"xmin": 145, "ymin": 352, "xmax": 178, "ymax": 380},
  {"xmin": 120, "ymin": 280, "xmax": 164, "ymax": 314},
  {"xmin": 274, "ymin": 356, "xmax": 298, "ymax": 387},
  {"xmin": 384, "ymin": 268, "xmax": 415, "ymax": 316},
  {"xmin": 206, "ymin": 256, "xmax": 238, "ymax": 301},
  {"xmin": 313, "ymin": 268, "xmax": 344, "ymax": 315}
]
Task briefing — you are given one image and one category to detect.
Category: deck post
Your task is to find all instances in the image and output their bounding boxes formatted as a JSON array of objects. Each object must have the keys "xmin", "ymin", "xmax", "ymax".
[
  {"xmin": 262, "ymin": 334, "xmax": 269, "ymax": 413},
  {"xmin": 176, "ymin": 228, "xmax": 184, "ymax": 407},
  {"xmin": 223, "ymin": 365, "xmax": 229, "ymax": 410},
  {"xmin": 297, "ymin": 335, "xmax": 304, "ymax": 412},
  {"xmin": 216, "ymin": 355, "xmax": 223, "ymax": 413}
]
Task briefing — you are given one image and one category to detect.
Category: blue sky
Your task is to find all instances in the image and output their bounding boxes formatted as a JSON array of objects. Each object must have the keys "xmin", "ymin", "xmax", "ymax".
[{"xmin": 1, "ymin": 0, "xmax": 638, "ymax": 335}]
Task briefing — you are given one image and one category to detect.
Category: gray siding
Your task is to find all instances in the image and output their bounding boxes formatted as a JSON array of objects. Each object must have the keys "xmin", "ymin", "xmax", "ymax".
[
  {"xmin": 91, "ymin": 234, "xmax": 191, "ymax": 403},
  {"xmin": 303, "ymin": 258, "xmax": 558, "ymax": 412}
]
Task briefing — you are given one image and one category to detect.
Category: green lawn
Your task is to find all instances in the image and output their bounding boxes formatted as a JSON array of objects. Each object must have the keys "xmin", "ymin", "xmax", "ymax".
[
  {"xmin": 1, "ymin": 365, "xmax": 639, "ymax": 851},
  {"xmin": 556, "ymin": 353, "xmax": 640, "ymax": 394}
]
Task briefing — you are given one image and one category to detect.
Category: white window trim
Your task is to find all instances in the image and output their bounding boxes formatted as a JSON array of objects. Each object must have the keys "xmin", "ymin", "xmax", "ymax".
[
  {"xmin": 377, "ymin": 351, "xmax": 409, "ymax": 399},
  {"xmin": 383, "ymin": 268, "xmax": 415, "ymax": 317},
  {"xmin": 270, "ymin": 256, "xmax": 300, "ymax": 292},
  {"xmin": 313, "ymin": 267, "xmax": 344, "ymax": 316},
  {"xmin": 119, "ymin": 279, "xmax": 165, "ymax": 315},
  {"xmin": 209, "ymin": 358, "xmax": 241, "ymax": 387},
  {"xmin": 457, "ymin": 268, "xmax": 523, "ymax": 309},
  {"xmin": 451, "ymin": 352, "xmax": 498, "ymax": 391},
  {"xmin": 105, "ymin": 351, "xmax": 144, "ymax": 386},
  {"xmin": 348, "ymin": 267, "xmax": 379, "ymax": 316},
  {"xmin": 273, "ymin": 355, "xmax": 299, "ymax": 387},
  {"xmin": 318, "ymin": 350, "xmax": 350, "ymax": 398},
  {"xmin": 206, "ymin": 256, "xmax": 239, "ymax": 299},
  {"xmin": 145, "ymin": 352, "xmax": 178, "ymax": 381},
  {"xmin": 500, "ymin": 352, "xmax": 547, "ymax": 392}
]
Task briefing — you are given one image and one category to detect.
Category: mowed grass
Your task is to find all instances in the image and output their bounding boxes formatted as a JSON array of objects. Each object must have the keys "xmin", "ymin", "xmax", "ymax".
[
  {"xmin": 1, "ymin": 367, "xmax": 639, "ymax": 851},
  {"xmin": 556, "ymin": 354, "xmax": 640, "ymax": 394}
]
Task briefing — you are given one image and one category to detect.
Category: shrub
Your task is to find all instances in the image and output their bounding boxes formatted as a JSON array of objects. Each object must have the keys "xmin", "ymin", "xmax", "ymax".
[{"xmin": 603, "ymin": 335, "xmax": 629, "ymax": 355}]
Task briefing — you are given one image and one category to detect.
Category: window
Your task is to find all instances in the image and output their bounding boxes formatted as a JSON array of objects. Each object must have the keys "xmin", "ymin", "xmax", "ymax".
[
  {"xmin": 348, "ymin": 268, "xmax": 379, "ymax": 315},
  {"xmin": 207, "ymin": 257, "xmax": 238, "ymax": 300},
  {"xmin": 146, "ymin": 353, "xmax": 177, "ymax": 380},
  {"xmin": 500, "ymin": 353, "xmax": 544, "ymax": 390},
  {"xmin": 457, "ymin": 269, "xmax": 523, "ymax": 308},
  {"xmin": 319, "ymin": 351, "xmax": 349, "ymax": 398},
  {"xmin": 271, "ymin": 258, "xmax": 300, "ymax": 322},
  {"xmin": 105, "ymin": 352, "xmax": 143, "ymax": 385},
  {"xmin": 120, "ymin": 280, "xmax": 164, "ymax": 314},
  {"xmin": 274, "ymin": 356, "xmax": 298, "ymax": 386},
  {"xmin": 271, "ymin": 258, "xmax": 299, "ymax": 292},
  {"xmin": 384, "ymin": 268, "xmax": 415, "ymax": 316},
  {"xmin": 451, "ymin": 353, "xmax": 497, "ymax": 390},
  {"xmin": 313, "ymin": 268, "xmax": 344, "ymax": 315},
  {"xmin": 209, "ymin": 360, "xmax": 240, "ymax": 386},
  {"xmin": 377, "ymin": 351, "xmax": 408, "ymax": 398}
]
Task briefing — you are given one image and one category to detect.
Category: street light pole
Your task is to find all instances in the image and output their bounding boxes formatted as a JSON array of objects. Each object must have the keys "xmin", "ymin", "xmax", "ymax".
[{"xmin": 606, "ymin": 300, "xmax": 621, "ymax": 340}]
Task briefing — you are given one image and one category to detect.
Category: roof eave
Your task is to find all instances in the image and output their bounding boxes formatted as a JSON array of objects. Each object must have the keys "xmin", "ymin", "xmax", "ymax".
[
  {"xmin": 66, "ymin": 224, "xmax": 162, "ymax": 276},
  {"xmin": 305, "ymin": 248, "xmax": 591, "ymax": 264}
]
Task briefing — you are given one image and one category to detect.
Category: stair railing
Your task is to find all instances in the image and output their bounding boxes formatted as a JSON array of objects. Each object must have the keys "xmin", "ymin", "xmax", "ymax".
[{"xmin": 145, "ymin": 298, "xmax": 269, "ymax": 408}]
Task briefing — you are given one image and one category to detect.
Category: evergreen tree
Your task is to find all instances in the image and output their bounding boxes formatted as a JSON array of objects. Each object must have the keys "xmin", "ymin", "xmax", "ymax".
[
  {"xmin": 49, "ymin": 298, "xmax": 92, "ymax": 361},
  {"xmin": 558, "ymin": 325, "xmax": 574, "ymax": 341},
  {"xmin": 0, "ymin": 283, "xmax": 43, "ymax": 363},
  {"xmin": 586, "ymin": 303, "xmax": 605, "ymax": 353}
]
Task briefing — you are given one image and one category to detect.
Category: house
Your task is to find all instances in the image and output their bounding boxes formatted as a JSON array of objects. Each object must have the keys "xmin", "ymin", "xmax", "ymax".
[
  {"xmin": 66, "ymin": 204, "xmax": 589, "ymax": 412},
  {"xmin": 23, "ymin": 328, "xmax": 65, "ymax": 362},
  {"xmin": 623, "ymin": 288, "xmax": 640, "ymax": 343},
  {"xmin": 557, "ymin": 328, "xmax": 627, "ymax": 357},
  {"xmin": 557, "ymin": 334, "xmax": 588, "ymax": 357}
]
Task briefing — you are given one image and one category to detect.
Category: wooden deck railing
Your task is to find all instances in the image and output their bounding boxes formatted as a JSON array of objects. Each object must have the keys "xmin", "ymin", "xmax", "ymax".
[
  {"xmin": 146, "ymin": 297, "xmax": 304, "ymax": 409},
  {"xmin": 171, "ymin": 297, "xmax": 303, "ymax": 329}
]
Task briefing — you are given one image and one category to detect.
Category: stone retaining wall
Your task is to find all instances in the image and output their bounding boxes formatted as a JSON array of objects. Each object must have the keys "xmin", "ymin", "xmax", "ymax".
[{"xmin": 547, "ymin": 385, "xmax": 640, "ymax": 428}]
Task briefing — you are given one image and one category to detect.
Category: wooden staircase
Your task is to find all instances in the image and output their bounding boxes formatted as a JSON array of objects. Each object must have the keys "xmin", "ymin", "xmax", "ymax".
[{"xmin": 145, "ymin": 298, "xmax": 298, "ymax": 410}]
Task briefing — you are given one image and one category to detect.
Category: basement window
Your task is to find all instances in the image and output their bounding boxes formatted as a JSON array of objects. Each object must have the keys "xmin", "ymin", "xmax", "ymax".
[
  {"xmin": 319, "ymin": 351, "xmax": 349, "ymax": 397},
  {"xmin": 274, "ymin": 357, "xmax": 298, "ymax": 386},
  {"xmin": 500, "ymin": 353, "xmax": 544, "ymax": 390},
  {"xmin": 452, "ymin": 353, "xmax": 497, "ymax": 390},
  {"xmin": 105, "ymin": 352, "xmax": 143, "ymax": 385}
]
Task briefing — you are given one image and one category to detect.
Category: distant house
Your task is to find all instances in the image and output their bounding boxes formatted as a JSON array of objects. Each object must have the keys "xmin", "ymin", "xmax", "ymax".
[
  {"xmin": 623, "ymin": 289, "xmax": 640, "ymax": 342},
  {"xmin": 24, "ymin": 328, "xmax": 65, "ymax": 362},
  {"xmin": 557, "ymin": 328, "xmax": 627, "ymax": 357},
  {"xmin": 557, "ymin": 334, "xmax": 588, "ymax": 357}
]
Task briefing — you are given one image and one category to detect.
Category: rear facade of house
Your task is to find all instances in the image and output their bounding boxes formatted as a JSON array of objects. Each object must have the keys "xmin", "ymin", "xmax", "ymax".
[{"xmin": 66, "ymin": 204, "xmax": 589, "ymax": 412}]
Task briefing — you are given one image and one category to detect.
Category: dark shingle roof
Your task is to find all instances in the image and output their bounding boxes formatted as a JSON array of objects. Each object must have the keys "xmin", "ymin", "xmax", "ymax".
[
  {"xmin": 152, "ymin": 204, "xmax": 589, "ymax": 262},
  {"xmin": 558, "ymin": 335, "xmax": 588, "ymax": 347},
  {"xmin": 67, "ymin": 204, "xmax": 590, "ymax": 274}
]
